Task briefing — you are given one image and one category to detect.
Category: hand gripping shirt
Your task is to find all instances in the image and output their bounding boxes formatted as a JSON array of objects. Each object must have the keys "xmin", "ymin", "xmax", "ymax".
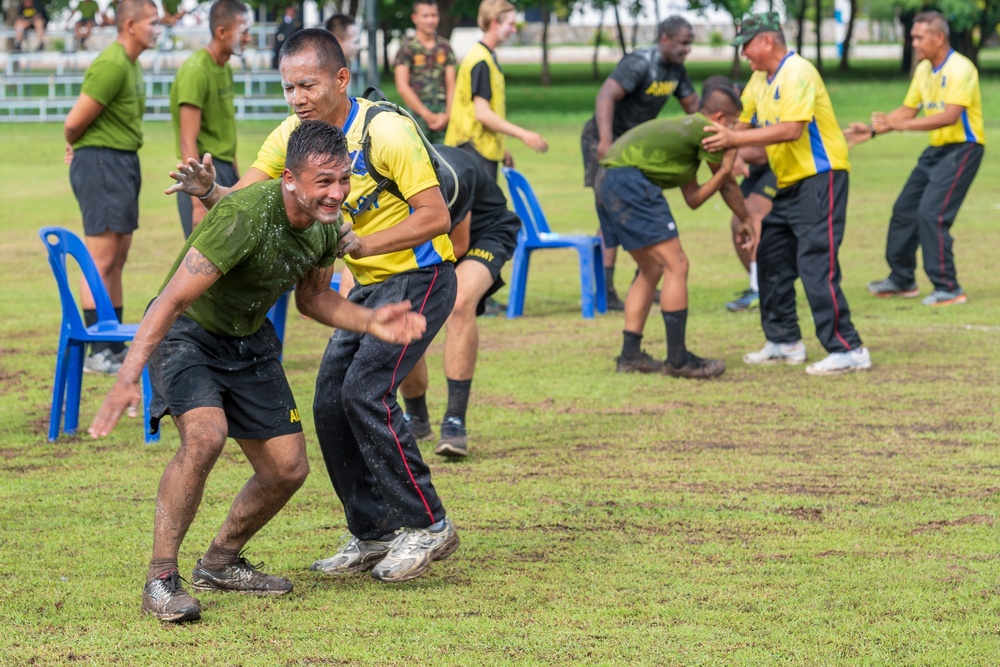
[
  {"xmin": 739, "ymin": 51, "xmax": 849, "ymax": 189},
  {"xmin": 251, "ymin": 99, "xmax": 456, "ymax": 285},
  {"xmin": 903, "ymin": 50, "xmax": 984, "ymax": 147},
  {"xmin": 160, "ymin": 179, "xmax": 341, "ymax": 337}
]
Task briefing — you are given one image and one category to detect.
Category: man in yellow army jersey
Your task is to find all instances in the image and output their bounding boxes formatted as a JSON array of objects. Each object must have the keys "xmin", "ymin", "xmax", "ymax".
[
  {"xmin": 703, "ymin": 12, "xmax": 871, "ymax": 376},
  {"xmin": 846, "ymin": 11, "xmax": 983, "ymax": 307},
  {"xmin": 445, "ymin": 0, "xmax": 548, "ymax": 178}
]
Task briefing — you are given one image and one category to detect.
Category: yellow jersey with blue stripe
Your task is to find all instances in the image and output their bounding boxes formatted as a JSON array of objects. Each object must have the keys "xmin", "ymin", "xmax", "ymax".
[
  {"xmin": 444, "ymin": 41, "xmax": 506, "ymax": 162},
  {"xmin": 903, "ymin": 50, "xmax": 984, "ymax": 147},
  {"xmin": 251, "ymin": 98, "xmax": 456, "ymax": 285},
  {"xmin": 740, "ymin": 52, "xmax": 849, "ymax": 189}
]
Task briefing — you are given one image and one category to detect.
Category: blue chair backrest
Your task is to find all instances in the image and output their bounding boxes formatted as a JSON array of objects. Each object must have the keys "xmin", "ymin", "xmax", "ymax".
[
  {"xmin": 39, "ymin": 226, "xmax": 120, "ymax": 337},
  {"xmin": 502, "ymin": 167, "xmax": 552, "ymax": 244}
]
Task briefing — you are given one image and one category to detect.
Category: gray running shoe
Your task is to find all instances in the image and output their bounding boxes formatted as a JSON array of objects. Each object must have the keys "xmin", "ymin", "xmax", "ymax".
[
  {"xmin": 310, "ymin": 534, "xmax": 394, "ymax": 575},
  {"xmin": 435, "ymin": 416, "xmax": 468, "ymax": 457},
  {"xmin": 867, "ymin": 277, "xmax": 919, "ymax": 298},
  {"xmin": 743, "ymin": 341, "xmax": 807, "ymax": 365},
  {"xmin": 191, "ymin": 555, "xmax": 292, "ymax": 595},
  {"xmin": 663, "ymin": 352, "xmax": 725, "ymax": 379},
  {"xmin": 142, "ymin": 571, "xmax": 201, "ymax": 622},
  {"xmin": 805, "ymin": 348, "xmax": 872, "ymax": 376},
  {"xmin": 403, "ymin": 413, "xmax": 434, "ymax": 442},
  {"xmin": 921, "ymin": 289, "xmax": 966, "ymax": 307},
  {"xmin": 371, "ymin": 518, "xmax": 459, "ymax": 583},
  {"xmin": 615, "ymin": 351, "xmax": 663, "ymax": 374},
  {"xmin": 83, "ymin": 348, "xmax": 122, "ymax": 375},
  {"xmin": 726, "ymin": 288, "xmax": 759, "ymax": 312}
]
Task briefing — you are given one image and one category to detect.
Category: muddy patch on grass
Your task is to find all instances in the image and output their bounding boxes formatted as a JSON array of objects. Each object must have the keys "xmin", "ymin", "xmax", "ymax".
[{"xmin": 911, "ymin": 514, "xmax": 994, "ymax": 535}]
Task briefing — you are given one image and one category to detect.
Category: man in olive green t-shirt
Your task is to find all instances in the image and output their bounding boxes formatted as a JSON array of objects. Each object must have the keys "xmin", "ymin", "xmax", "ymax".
[
  {"xmin": 596, "ymin": 83, "xmax": 753, "ymax": 379},
  {"xmin": 63, "ymin": 0, "xmax": 160, "ymax": 375},
  {"xmin": 170, "ymin": 0, "xmax": 250, "ymax": 238}
]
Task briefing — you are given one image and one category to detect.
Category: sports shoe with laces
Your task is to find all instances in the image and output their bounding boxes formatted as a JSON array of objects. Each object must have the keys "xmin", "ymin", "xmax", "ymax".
[
  {"xmin": 310, "ymin": 534, "xmax": 394, "ymax": 575},
  {"xmin": 142, "ymin": 570, "xmax": 201, "ymax": 622},
  {"xmin": 370, "ymin": 518, "xmax": 459, "ymax": 583},
  {"xmin": 191, "ymin": 554, "xmax": 293, "ymax": 595},
  {"xmin": 615, "ymin": 350, "xmax": 663, "ymax": 374},
  {"xmin": 805, "ymin": 348, "xmax": 872, "ymax": 376},
  {"xmin": 726, "ymin": 288, "xmax": 759, "ymax": 312},
  {"xmin": 922, "ymin": 289, "xmax": 967, "ymax": 307},
  {"xmin": 403, "ymin": 413, "xmax": 433, "ymax": 442},
  {"xmin": 435, "ymin": 416, "xmax": 468, "ymax": 457},
  {"xmin": 743, "ymin": 341, "xmax": 807, "ymax": 365},
  {"xmin": 867, "ymin": 277, "xmax": 919, "ymax": 298},
  {"xmin": 663, "ymin": 351, "xmax": 725, "ymax": 379},
  {"xmin": 83, "ymin": 348, "xmax": 122, "ymax": 375}
]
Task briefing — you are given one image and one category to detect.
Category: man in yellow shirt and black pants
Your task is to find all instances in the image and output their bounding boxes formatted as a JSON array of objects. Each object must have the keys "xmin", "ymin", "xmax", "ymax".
[
  {"xmin": 847, "ymin": 10, "xmax": 984, "ymax": 307},
  {"xmin": 704, "ymin": 12, "xmax": 870, "ymax": 376}
]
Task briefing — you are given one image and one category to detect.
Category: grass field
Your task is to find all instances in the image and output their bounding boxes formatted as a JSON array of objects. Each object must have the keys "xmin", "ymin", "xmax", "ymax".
[{"xmin": 1, "ymin": 63, "xmax": 999, "ymax": 665}]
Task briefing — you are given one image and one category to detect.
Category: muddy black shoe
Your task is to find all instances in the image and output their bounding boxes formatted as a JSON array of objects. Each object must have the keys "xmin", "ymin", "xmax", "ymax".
[
  {"xmin": 142, "ymin": 571, "xmax": 201, "ymax": 622},
  {"xmin": 664, "ymin": 352, "xmax": 726, "ymax": 379},
  {"xmin": 191, "ymin": 555, "xmax": 293, "ymax": 595},
  {"xmin": 435, "ymin": 416, "xmax": 468, "ymax": 457},
  {"xmin": 606, "ymin": 290, "xmax": 625, "ymax": 311},
  {"xmin": 615, "ymin": 351, "xmax": 663, "ymax": 374},
  {"xmin": 403, "ymin": 413, "xmax": 434, "ymax": 442}
]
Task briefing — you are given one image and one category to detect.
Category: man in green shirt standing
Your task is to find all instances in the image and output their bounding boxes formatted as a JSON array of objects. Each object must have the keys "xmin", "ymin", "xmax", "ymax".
[
  {"xmin": 597, "ymin": 81, "xmax": 753, "ymax": 378},
  {"xmin": 64, "ymin": 0, "xmax": 160, "ymax": 375},
  {"xmin": 73, "ymin": 0, "xmax": 101, "ymax": 50},
  {"xmin": 88, "ymin": 121, "xmax": 428, "ymax": 623},
  {"xmin": 170, "ymin": 0, "xmax": 250, "ymax": 238}
]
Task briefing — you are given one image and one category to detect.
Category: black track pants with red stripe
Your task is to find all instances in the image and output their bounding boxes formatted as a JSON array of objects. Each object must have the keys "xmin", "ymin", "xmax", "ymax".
[
  {"xmin": 885, "ymin": 143, "xmax": 983, "ymax": 293},
  {"xmin": 313, "ymin": 263, "xmax": 457, "ymax": 541},
  {"xmin": 758, "ymin": 170, "xmax": 863, "ymax": 354}
]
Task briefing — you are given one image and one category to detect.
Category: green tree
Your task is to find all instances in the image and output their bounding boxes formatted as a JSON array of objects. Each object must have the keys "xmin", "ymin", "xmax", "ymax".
[{"xmin": 688, "ymin": 0, "xmax": 754, "ymax": 77}]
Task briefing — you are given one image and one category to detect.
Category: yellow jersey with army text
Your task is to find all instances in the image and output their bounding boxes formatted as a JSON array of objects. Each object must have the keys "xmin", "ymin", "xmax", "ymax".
[
  {"xmin": 740, "ymin": 51, "xmax": 849, "ymax": 189},
  {"xmin": 445, "ymin": 41, "xmax": 506, "ymax": 161},
  {"xmin": 251, "ymin": 98, "xmax": 456, "ymax": 285},
  {"xmin": 903, "ymin": 50, "xmax": 984, "ymax": 147}
]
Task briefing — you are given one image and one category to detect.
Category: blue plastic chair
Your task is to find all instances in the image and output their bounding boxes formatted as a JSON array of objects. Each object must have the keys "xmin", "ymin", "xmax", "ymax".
[
  {"xmin": 501, "ymin": 167, "xmax": 607, "ymax": 319},
  {"xmin": 266, "ymin": 271, "xmax": 342, "ymax": 349},
  {"xmin": 38, "ymin": 227, "xmax": 158, "ymax": 444}
]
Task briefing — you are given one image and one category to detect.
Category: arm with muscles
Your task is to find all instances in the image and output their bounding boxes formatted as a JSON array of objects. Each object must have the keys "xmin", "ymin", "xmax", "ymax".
[
  {"xmin": 295, "ymin": 264, "xmax": 427, "ymax": 343},
  {"xmin": 678, "ymin": 92, "xmax": 700, "ymax": 114},
  {"xmin": 439, "ymin": 64, "xmax": 456, "ymax": 131},
  {"xmin": 346, "ymin": 186, "xmax": 451, "ymax": 259},
  {"xmin": 844, "ymin": 105, "xmax": 916, "ymax": 147},
  {"xmin": 178, "ymin": 104, "xmax": 210, "ymax": 226},
  {"xmin": 88, "ymin": 248, "xmax": 222, "ymax": 437},
  {"xmin": 165, "ymin": 160, "xmax": 271, "ymax": 209},
  {"xmin": 594, "ymin": 78, "xmax": 626, "ymax": 159},
  {"xmin": 473, "ymin": 95, "xmax": 548, "ymax": 153},
  {"xmin": 63, "ymin": 93, "xmax": 104, "ymax": 164},
  {"xmin": 679, "ymin": 150, "xmax": 754, "ymax": 251},
  {"xmin": 701, "ymin": 119, "xmax": 804, "ymax": 152},
  {"xmin": 449, "ymin": 211, "xmax": 472, "ymax": 258},
  {"xmin": 873, "ymin": 103, "xmax": 964, "ymax": 134}
]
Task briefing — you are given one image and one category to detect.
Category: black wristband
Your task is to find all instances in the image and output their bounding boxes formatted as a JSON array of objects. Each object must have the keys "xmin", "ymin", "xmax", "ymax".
[{"xmin": 868, "ymin": 124, "xmax": 876, "ymax": 139}]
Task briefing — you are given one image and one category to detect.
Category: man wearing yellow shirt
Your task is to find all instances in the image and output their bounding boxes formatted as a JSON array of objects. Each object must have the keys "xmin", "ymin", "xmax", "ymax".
[
  {"xmin": 169, "ymin": 29, "xmax": 460, "ymax": 584},
  {"xmin": 846, "ymin": 11, "xmax": 984, "ymax": 307},
  {"xmin": 703, "ymin": 12, "xmax": 870, "ymax": 376}
]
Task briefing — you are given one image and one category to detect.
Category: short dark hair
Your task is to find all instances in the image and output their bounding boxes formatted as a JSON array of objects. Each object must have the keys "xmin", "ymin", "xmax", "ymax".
[
  {"xmin": 116, "ymin": 0, "xmax": 156, "ymax": 30},
  {"xmin": 325, "ymin": 13, "xmax": 355, "ymax": 37},
  {"xmin": 280, "ymin": 28, "xmax": 347, "ymax": 72},
  {"xmin": 286, "ymin": 121, "xmax": 349, "ymax": 176},
  {"xmin": 700, "ymin": 81, "xmax": 742, "ymax": 116},
  {"xmin": 413, "ymin": 0, "xmax": 438, "ymax": 9},
  {"xmin": 914, "ymin": 10, "xmax": 950, "ymax": 37},
  {"xmin": 658, "ymin": 16, "xmax": 692, "ymax": 40},
  {"xmin": 701, "ymin": 75, "xmax": 738, "ymax": 99},
  {"xmin": 209, "ymin": 0, "xmax": 248, "ymax": 35}
]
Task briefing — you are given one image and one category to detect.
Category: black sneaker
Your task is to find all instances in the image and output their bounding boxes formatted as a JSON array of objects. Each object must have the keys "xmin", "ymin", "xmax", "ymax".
[
  {"xmin": 664, "ymin": 352, "xmax": 726, "ymax": 379},
  {"xmin": 142, "ymin": 571, "xmax": 201, "ymax": 622},
  {"xmin": 403, "ymin": 413, "xmax": 433, "ymax": 442},
  {"xmin": 606, "ymin": 290, "xmax": 625, "ymax": 311},
  {"xmin": 615, "ymin": 351, "xmax": 663, "ymax": 374},
  {"xmin": 191, "ymin": 554, "xmax": 293, "ymax": 595},
  {"xmin": 435, "ymin": 416, "xmax": 468, "ymax": 457}
]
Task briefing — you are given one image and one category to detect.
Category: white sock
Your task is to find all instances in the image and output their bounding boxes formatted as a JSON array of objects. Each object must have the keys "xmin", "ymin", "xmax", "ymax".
[{"xmin": 749, "ymin": 262, "xmax": 759, "ymax": 293}]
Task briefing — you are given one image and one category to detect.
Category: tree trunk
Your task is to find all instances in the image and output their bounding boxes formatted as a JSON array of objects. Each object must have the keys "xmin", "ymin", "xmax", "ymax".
[
  {"xmin": 900, "ymin": 10, "xmax": 915, "ymax": 74},
  {"xmin": 814, "ymin": 0, "xmax": 823, "ymax": 73},
  {"xmin": 613, "ymin": 4, "xmax": 627, "ymax": 54},
  {"xmin": 592, "ymin": 12, "xmax": 603, "ymax": 81},
  {"xmin": 437, "ymin": 0, "xmax": 457, "ymax": 39},
  {"xmin": 839, "ymin": 0, "xmax": 857, "ymax": 71},
  {"xmin": 381, "ymin": 22, "xmax": 392, "ymax": 77},
  {"xmin": 541, "ymin": 5, "xmax": 551, "ymax": 86},
  {"xmin": 348, "ymin": 0, "xmax": 360, "ymax": 18},
  {"xmin": 730, "ymin": 19, "xmax": 741, "ymax": 79},
  {"xmin": 796, "ymin": 3, "xmax": 806, "ymax": 55}
]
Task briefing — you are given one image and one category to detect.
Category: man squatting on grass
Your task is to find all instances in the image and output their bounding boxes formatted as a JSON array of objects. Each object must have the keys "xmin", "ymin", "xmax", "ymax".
[
  {"xmin": 169, "ymin": 30, "xmax": 461, "ymax": 586},
  {"xmin": 88, "ymin": 121, "xmax": 428, "ymax": 623},
  {"xmin": 598, "ymin": 80, "xmax": 754, "ymax": 379}
]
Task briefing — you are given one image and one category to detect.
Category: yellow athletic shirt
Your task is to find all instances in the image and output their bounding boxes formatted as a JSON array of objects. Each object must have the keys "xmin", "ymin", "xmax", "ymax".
[
  {"xmin": 251, "ymin": 98, "xmax": 456, "ymax": 285},
  {"xmin": 445, "ymin": 41, "xmax": 506, "ymax": 162},
  {"xmin": 740, "ymin": 52, "xmax": 849, "ymax": 189},
  {"xmin": 903, "ymin": 50, "xmax": 984, "ymax": 147}
]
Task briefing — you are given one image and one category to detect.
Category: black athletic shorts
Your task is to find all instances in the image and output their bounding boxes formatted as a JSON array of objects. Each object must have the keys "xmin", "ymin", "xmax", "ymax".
[
  {"xmin": 69, "ymin": 146, "xmax": 141, "ymax": 236},
  {"xmin": 147, "ymin": 313, "xmax": 303, "ymax": 440},
  {"xmin": 740, "ymin": 163, "xmax": 778, "ymax": 201},
  {"xmin": 461, "ymin": 209, "xmax": 519, "ymax": 315},
  {"xmin": 596, "ymin": 166, "xmax": 678, "ymax": 251}
]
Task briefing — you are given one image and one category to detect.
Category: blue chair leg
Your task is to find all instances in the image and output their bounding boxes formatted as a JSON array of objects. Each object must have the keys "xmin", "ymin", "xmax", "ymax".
[
  {"xmin": 64, "ymin": 341, "xmax": 86, "ymax": 435},
  {"xmin": 593, "ymin": 242, "xmax": 608, "ymax": 314},
  {"xmin": 577, "ymin": 245, "xmax": 596, "ymax": 319},
  {"xmin": 267, "ymin": 290, "xmax": 290, "ymax": 348},
  {"xmin": 506, "ymin": 247, "xmax": 530, "ymax": 318},
  {"xmin": 141, "ymin": 365, "xmax": 159, "ymax": 444},
  {"xmin": 49, "ymin": 341, "xmax": 71, "ymax": 441}
]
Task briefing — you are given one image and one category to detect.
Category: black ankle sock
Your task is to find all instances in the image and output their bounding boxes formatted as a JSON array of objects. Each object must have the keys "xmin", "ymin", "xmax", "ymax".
[
  {"xmin": 604, "ymin": 267, "xmax": 616, "ymax": 295},
  {"xmin": 201, "ymin": 543, "xmax": 241, "ymax": 570},
  {"xmin": 662, "ymin": 309, "xmax": 688, "ymax": 366},
  {"xmin": 621, "ymin": 331, "xmax": 642, "ymax": 359},
  {"xmin": 403, "ymin": 393, "xmax": 429, "ymax": 422},
  {"xmin": 147, "ymin": 558, "xmax": 179, "ymax": 582},
  {"xmin": 444, "ymin": 378, "xmax": 472, "ymax": 423},
  {"xmin": 83, "ymin": 309, "xmax": 107, "ymax": 356},
  {"xmin": 110, "ymin": 306, "xmax": 126, "ymax": 354}
]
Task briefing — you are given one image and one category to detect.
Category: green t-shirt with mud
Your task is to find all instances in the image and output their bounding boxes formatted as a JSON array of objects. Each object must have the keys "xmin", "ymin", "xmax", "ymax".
[
  {"xmin": 161, "ymin": 180, "xmax": 341, "ymax": 337},
  {"xmin": 600, "ymin": 112, "xmax": 724, "ymax": 190}
]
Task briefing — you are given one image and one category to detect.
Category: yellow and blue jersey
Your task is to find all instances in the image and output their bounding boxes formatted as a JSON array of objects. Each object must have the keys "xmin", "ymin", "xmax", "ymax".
[
  {"xmin": 903, "ymin": 50, "xmax": 984, "ymax": 147},
  {"xmin": 740, "ymin": 52, "xmax": 849, "ymax": 189},
  {"xmin": 251, "ymin": 98, "xmax": 456, "ymax": 285}
]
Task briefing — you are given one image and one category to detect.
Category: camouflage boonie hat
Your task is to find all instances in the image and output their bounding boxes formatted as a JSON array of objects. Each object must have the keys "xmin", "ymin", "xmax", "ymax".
[{"xmin": 731, "ymin": 12, "xmax": 782, "ymax": 46}]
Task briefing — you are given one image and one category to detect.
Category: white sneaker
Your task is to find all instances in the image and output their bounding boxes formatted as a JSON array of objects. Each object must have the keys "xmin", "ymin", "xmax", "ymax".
[
  {"xmin": 805, "ymin": 348, "xmax": 872, "ymax": 376},
  {"xmin": 83, "ymin": 349, "xmax": 123, "ymax": 375},
  {"xmin": 743, "ymin": 341, "xmax": 807, "ymax": 365},
  {"xmin": 370, "ymin": 518, "xmax": 459, "ymax": 583}
]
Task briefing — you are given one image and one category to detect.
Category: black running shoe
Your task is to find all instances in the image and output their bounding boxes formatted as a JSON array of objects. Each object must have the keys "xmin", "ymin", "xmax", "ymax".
[
  {"xmin": 615, "ymin": 351, "xmax": 663, "ymax": 374},
  {"xmin": 435, "ymin": 416, "xmax": 468, "ymax": 457},
  {"xmin": 142, "ymin": 571, "xmax": 201, "ymax": 622},
  {"xmin": 664, "ymin": 352, "xmax": 726, "ymax": 379},
  {"xmin": 191, "ymin": 554, "xmax": 293, "ymax": 595},
  {"xmin": 403, "ymin": 413, "xmax": 433, "ymax": 442}
]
